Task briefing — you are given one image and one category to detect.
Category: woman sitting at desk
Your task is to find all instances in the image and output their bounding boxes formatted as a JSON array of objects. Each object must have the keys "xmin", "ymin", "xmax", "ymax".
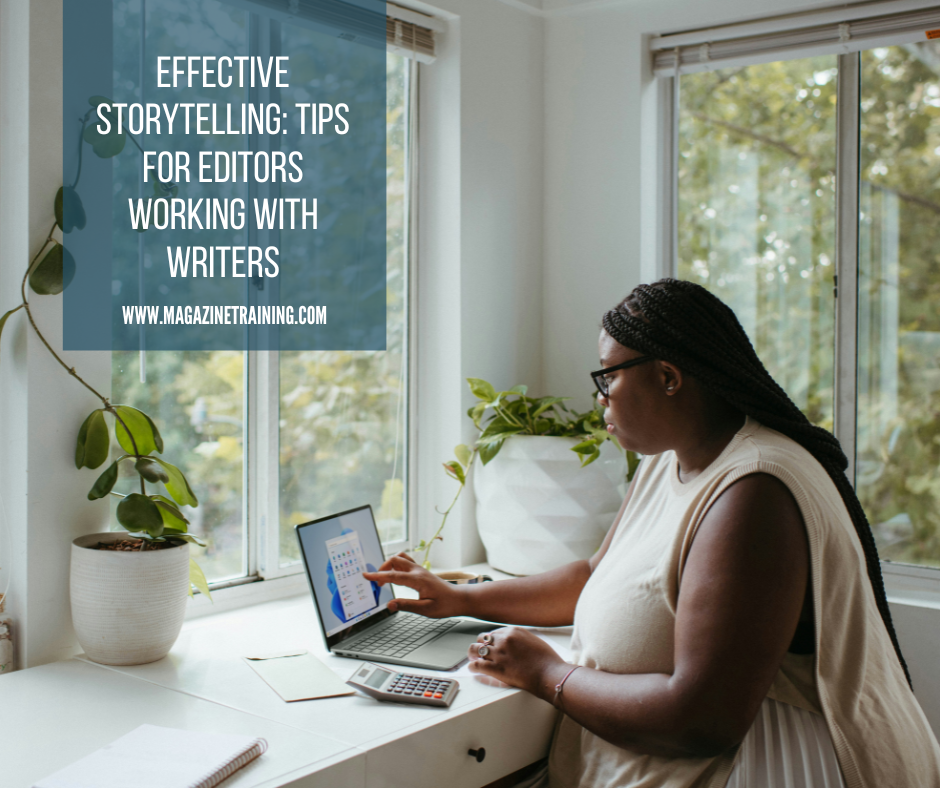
[{"xmin": 363, "ymin": 279, "xmax": 940, "ymax": 788}]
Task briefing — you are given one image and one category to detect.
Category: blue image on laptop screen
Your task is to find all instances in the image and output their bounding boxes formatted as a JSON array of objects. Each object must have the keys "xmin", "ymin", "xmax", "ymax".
[{"xmin": 298, "ymin": 507, "xmax": 394, "ymax": 637}]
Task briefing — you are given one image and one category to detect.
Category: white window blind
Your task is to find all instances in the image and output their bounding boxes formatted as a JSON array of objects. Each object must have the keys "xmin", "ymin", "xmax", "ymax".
[
  {"xmin": 230, "ymin": 0, "xmax": 441, "ymax": 63},
  {"xmin": 652, "ymin": 4, "xmax": 940, "ymax": 75},
  {"xmin": 387, "ymin": 3, "xmax": 441, "ymax": 64}
]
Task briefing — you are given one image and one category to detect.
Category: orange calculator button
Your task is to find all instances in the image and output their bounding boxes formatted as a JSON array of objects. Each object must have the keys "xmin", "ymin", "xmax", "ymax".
[
  {"xmin": 424, "ymin": 691, "xmax": 433, "ymax": 697},
  {"xmin": 433, "ymin": 692, "xmax": 443, "ymax": 699}
]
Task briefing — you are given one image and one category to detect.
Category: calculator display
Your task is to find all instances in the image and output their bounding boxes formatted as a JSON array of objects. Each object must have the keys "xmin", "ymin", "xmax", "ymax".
[{"xmin": 365, "ymin": 668, "xmax": 391, "ymax": 689}]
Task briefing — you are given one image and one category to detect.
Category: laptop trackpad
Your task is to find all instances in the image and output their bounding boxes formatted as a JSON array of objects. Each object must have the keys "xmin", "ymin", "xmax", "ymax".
[{"xmin": 408, "ymin": 621, "xmax": 497, "ymax": 669}]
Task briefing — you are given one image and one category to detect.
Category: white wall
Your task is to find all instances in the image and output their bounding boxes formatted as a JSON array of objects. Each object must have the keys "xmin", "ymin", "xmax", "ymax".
[
  {"xmin": 414, "ymin": 0, "xmax": 545, "ymax": 569},
  {"xmin": 0, "ymin": 0, "xmax": 111, "ymax": 669}
]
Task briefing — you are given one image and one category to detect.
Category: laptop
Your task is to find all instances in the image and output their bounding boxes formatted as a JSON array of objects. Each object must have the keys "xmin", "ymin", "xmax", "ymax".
[{"xmin": 295, "ymin": 505, "xmax": 497, "ymax": 670}]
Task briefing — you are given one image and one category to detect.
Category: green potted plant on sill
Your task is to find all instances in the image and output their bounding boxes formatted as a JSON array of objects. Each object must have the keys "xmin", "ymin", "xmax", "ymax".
[
  {"xmin": 417, "ymin": 378, "xmax": 640, "ymax": 574},
  {"xmin": 0, "ymin": 96, "xmax": 211, "ymax": 666}
]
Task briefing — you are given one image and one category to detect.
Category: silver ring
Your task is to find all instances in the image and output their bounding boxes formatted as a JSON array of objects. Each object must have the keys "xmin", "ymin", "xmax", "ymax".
[
  {"xmin": 481, "ymin": 633, "xmax": 494, "ymax": 645},
  {"xmin": 477, "ymin": 645, "xmax": 490, "ymax": 658}
]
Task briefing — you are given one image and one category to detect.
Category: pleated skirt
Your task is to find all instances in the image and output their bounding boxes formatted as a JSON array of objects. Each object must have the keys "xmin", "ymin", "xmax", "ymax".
[
  {"xmin": 726, "ymin": 697, "xmax": 846, "ymax": 788},
  {"xmin": 520, "ymin": 697, "xmax": 845, "ymax": 788}
]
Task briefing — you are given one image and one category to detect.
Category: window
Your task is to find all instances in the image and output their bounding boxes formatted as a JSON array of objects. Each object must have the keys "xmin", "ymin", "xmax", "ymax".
[
  {"xmin": 277, "ymin": 45, "xmax": 412, "ymax": 567},
  {"xmin": 111, "ymin": 1, "xmax": 418, "ymax": 588},
  {"xmin": 667, "ymin": 22, "xmax": 940, "ymax": 570},
  {"xmin": 855, "ymin": 45, "xmax": 940, "ymax": 568},
  {"xmin": 677, "ymin": 56, "xmax": 838, "ymax": 431}
]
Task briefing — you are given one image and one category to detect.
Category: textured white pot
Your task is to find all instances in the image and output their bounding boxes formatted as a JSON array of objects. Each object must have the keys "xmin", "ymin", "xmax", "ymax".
[
  {"xmin": 70, "ymin": 532, "xmax": 190, "ymax": 665},
  {"xmin": 474, "ymin": 436, "xmax": 627, "ymax": 576}
]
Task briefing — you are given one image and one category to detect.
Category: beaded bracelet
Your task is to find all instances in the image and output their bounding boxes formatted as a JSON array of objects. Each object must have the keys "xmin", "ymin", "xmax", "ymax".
[{"xmin": 552, "ymin": 665, "xmax": 580, "ymax": 710}]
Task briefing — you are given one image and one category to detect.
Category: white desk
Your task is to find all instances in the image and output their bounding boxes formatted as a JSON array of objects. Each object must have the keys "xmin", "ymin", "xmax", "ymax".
[
  {"xmin": 1, "ymin": 660, "xmax": 361, "ymax": 788},
  {"xmin": 3, "ymin": 578, "xmax": 571, "ymax": 788}
]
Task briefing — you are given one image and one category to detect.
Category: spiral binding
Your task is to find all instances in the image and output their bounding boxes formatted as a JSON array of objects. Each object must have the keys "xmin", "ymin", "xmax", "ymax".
[{"xmin": 191, "ymin": 737, "xmax": 269, "ymax": 788}]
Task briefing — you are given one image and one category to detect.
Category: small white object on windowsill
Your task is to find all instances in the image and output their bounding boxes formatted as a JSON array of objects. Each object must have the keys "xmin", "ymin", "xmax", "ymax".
[{"xmin": 0, "ymin": 593, "xmax": 13, "ymax": 674}]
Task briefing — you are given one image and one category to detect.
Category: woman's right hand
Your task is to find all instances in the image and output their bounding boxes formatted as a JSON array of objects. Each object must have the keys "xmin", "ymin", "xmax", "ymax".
[{"xmin": 362, "ymin": 553, "xmax": 467, "ymax": 619}]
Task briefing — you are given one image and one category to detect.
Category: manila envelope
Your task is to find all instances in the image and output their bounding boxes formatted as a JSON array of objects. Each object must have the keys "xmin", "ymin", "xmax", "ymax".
[{"xmin": 244, "ymin": 649, "xmax": 355, "ymax": 702}]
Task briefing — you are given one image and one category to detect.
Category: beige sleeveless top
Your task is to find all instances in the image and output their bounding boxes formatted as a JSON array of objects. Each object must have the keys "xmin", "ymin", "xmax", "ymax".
[{"xmin": 547, "ymin": 417, "xmax": 940, "ymax": 788}]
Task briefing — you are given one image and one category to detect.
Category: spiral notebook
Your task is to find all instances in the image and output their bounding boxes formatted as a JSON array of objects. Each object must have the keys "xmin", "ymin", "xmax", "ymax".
[{"xmin": 33, "ymin": 724, "xmax": 268, "ymax": 788}]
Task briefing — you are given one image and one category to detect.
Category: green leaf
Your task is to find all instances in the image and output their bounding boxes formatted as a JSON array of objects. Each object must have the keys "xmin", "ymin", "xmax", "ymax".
[
  {"xmin": 87, "ymin": 460, "xmax": 122, "ymax": 500},
  {"xmin": 152, "ymin": 458, "xmax": 199, "ymax": 507},
  {"xmin": 113, "ymin": 405, "xmax": 164, "ymax": 456},
  {"xmin": 189, "ymin": 558, "xmax": 212, "ymax": 600},
  {"xmin": 83, "ymin": 101, "xmax": 126, "ymax": 158},
  {"xmin": 478, "ymin": 419, "xmax": 524, "ymax": 445},
  {"xmin": 454, "ymin": 443, "xmax": 472, "ymax": 469},
  {"xmin": 75, "ymin": 409, "xmax": 110, "ymax": 469},
  {"xmin": 578, "ymin": 449, "xmax": 601, "ymax": 467},
  {"xmin": 29, "ymin": 244, "xmax": 76, "ymax": 295},
  {"xmin": 135, "ymin": 458, "xmax": 169, "ymax": 484},
  {"xmin": 152, "ymin": 495, "xmax": 190, "ymax": 532},
  {"xmin": 57, "ymin": 186, "xmax": 86, "ymax": 233},
  {"xmin": 153, "ymin": 179, "xmax": 179, "ymax": 199},
  {"xmin": 508, "ymin": 385, "xmax": 528, "ymax": 396},
  {"xmin": 443, "ymin": 461, "xmax": 466, "ymax": 485},
  {"xmin": 570, "ymin": 439, "xmax": 599, "ymax": 455},
  {"xmin": 479, "ymin": 439, "xmax": 505, "ymax": 465},
  {"xmin": 533, "ymin": 397, "xmax": 569, "ymax": 418},
  {"xmin": 467, "ymin": 402, "xmax": 487, "ymax": 429},
  {"xmin": 0, "ymin": 304, "xmax": 23, "ymax": 372},
  {"xmin": 467, "ymin": 378, "xmax": 497, "ymax": 402},
  {"xmin": 169, "ymin": 532, "xmax": 205, "ymax": 547},
  {"xmin": 116, "ymin": 492, "xmax": 164, "ymax": 537}
]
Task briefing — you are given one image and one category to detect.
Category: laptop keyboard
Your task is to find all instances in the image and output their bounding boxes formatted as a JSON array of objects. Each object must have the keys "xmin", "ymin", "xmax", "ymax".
[{"xmin": 345, "ymin": 614, "xmax": 460, "ymax": 658}]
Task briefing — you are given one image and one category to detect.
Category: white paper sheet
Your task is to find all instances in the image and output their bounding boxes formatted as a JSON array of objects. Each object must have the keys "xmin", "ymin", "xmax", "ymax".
[{"xmin": 243, "ymin": 650, "xmax": 354, "ymax": 702}]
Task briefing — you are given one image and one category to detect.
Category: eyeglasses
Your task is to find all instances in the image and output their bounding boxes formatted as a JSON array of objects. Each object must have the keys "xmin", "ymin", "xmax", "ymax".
[{"xmin": 590, "ymin": 356, "xmax": 654, "ymax": 398}]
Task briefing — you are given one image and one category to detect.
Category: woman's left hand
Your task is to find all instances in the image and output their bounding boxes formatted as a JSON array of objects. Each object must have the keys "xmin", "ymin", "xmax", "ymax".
[{"xmin": 468, "ymin": 627, "xmax": 567, "ymax": 698}]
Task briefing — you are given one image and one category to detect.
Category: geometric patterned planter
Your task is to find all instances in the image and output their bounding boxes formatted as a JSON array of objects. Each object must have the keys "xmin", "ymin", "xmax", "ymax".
[{"xmin": 474, "ymin": 436, "xmax": 626, "ymax": 576}]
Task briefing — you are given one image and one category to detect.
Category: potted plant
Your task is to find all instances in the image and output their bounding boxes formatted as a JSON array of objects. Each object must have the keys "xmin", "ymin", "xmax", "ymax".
[
  {"xmin": 70, "ymin": 403, "xmax": 210, "ymax": 665},
  {"xmin": 417, "ymin": 379, "xmax": 640, "ymax": 575},
  {"xmin": 0, "ymin": 97, "xmax": 210, "ymax": 666}
]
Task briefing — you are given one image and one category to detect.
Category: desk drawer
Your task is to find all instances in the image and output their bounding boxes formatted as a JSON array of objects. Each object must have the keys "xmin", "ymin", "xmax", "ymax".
[{"xmin": 365, "ymin": 692, "xmax": 557, "ymax": 788}]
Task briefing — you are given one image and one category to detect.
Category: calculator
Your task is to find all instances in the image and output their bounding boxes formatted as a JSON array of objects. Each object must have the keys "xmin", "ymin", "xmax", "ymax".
[{"xmin": 346, "ymin": 662, "xmax": 459, "ymax": 707}]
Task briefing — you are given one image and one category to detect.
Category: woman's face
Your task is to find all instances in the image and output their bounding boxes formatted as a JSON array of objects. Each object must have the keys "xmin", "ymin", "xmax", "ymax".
[{"xmin": 597, "ymin": 329, "xmax": 678, "ymax": 455}]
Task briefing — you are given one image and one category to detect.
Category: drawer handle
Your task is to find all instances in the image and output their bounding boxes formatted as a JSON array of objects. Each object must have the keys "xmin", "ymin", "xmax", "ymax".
[{"xmin": 468, "ymin": 748, "xmax": 486, "ymax": 763}]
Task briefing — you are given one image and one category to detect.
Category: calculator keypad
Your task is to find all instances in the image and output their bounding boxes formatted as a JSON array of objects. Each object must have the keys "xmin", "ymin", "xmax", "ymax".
[{"xmin": 388, "ymin": 673, "xmax": 454, "ymax": 699}]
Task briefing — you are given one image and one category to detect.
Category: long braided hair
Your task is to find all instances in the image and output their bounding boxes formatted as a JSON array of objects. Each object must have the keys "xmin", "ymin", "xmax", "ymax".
[{"xmin": 602, "ymin": 278, "xmax": 911, "ymax": 687}]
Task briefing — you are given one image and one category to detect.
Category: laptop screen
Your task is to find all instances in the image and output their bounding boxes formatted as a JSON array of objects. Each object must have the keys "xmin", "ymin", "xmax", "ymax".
[{"xmin": 295, "ymin": 505, "xmax": 395, "ymax": 642}]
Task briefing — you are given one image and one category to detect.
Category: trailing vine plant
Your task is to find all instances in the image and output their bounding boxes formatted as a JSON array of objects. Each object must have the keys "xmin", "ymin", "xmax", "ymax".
[{"xmin": 0, "ymin": 97, "xmax": 210, "ymax": 598}]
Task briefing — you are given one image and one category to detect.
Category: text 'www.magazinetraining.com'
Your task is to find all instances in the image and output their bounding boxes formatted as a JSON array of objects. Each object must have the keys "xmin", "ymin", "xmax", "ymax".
[{"xmin": 122, "ymin": 305, "xmax": 326, "ymax": 325}]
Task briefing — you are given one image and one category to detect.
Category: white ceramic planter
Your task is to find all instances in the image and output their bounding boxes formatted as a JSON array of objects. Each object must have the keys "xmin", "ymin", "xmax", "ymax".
[
  {"xmin": 70, "ymin": 532, "xmax": 190, "ymax": 665},
  {"xmin": 474, "ymin": 436, "xmax": 627, "ymax": 576}
]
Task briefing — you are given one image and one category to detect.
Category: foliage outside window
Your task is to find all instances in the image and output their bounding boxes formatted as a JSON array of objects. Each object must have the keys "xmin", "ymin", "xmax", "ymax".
[
  {"xmin": 678, "ymin": 42, "xmax": 940, "ymax": 568},
  {"xmin": 112, "ymin": 0, "xmax": 412, "ymax": 586},
  {"xmin": 278, "ymin": 49, "xmax": 410, "ymax": 566}
]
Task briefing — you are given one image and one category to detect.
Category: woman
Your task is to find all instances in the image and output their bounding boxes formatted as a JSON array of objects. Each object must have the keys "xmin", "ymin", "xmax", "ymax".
[{"xmin": 363, "ymin": 279, "xmax": 940, "ymax": 788}]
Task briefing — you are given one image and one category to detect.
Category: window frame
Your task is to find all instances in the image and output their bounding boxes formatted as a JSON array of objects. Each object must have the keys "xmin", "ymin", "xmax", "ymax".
[
  {"xmin": 186, "ymin": 22, "xmax": 420, "ymax": 610},
  {"xmin": 657, "ymin": 33, "xmax": 940, "ymax": 596}
]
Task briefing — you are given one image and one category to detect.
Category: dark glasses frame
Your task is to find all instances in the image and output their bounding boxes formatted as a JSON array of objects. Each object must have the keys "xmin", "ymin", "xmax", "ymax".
[{"xmin": 590, "ymin": 356, "xmax": 654, "ymax": 398}]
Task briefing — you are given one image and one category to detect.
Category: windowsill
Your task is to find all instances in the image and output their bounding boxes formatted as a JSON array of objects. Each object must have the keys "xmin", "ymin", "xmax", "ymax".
[
  {"xmin": 186, "ymin": 571, "xmax": 310, "ymax": 620},
  {"xmin": 883, "ymin": 561, "xmax": 940, "ymax": 610},
  {"xmin": 186, "ymin": 561, "xmax": 519, "ymax": 620},
  {"xmin": 191, "ymin": 558, "xmax": 940, "ymax": 621}
]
